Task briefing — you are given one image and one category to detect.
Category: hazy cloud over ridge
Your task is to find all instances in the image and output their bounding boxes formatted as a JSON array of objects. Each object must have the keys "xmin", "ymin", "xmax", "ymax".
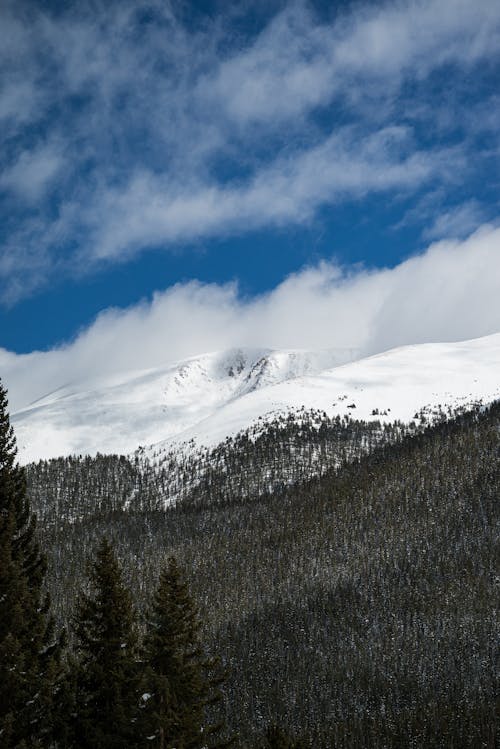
[{"xmin": 2, "ymin": 224, "xmax": 500, "ymax": 411}]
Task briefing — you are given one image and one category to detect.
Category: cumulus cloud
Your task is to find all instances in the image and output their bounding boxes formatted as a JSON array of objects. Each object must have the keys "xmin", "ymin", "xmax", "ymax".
[
  {"xmin": 0, "ymin": 0, "xmax": 499, "ymax": 301},
  {"xmin": 2, "ymin": 224, "xmax": 499, "ymax": 411}
]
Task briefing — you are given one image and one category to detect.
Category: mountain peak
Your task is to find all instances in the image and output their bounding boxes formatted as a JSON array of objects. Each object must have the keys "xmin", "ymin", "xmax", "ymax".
[{"xmin": 11, "ymin": 334, "xmax": 500, "ymax": 464}]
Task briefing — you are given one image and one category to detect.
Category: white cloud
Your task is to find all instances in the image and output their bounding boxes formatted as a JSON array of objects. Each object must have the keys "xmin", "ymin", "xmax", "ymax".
[
  {"xmin": 78, "ymin": 126, "xmax": 453, "ymax": 262},
  {"xmin": 423, "ymin": 200, "xmax": 487, "ymax": 240},
  {"xmin": 0, "ymin": 142, "xmax": 65, "ymax": 201},
  {"xmin": 0, "ymin": 80, "xmax": 41, "ymax": 126},
  {"xmin": 2, "ymin": 223, "xmax": 500, "ymax": 411},
  {"xmin": 0, "ymin": 0, "xmax": 499, "ymax": 301},
  {"xmin": 204, "ymin": 0, "xmax": 500, "ymax": 127}
]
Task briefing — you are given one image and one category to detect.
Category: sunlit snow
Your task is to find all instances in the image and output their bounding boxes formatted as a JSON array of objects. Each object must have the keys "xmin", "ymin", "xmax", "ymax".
[{"xmin": 11, "ymin": 333, "xmax": 500, "ymax": 464}]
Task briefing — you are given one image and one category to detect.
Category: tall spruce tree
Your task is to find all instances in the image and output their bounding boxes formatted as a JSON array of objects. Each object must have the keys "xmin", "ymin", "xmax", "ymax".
[
  {"xmin": 141, "ymin": 556, "xmax": 232, "ymax": 748},
  {"xmin": 0, "ymin": 379, "xmax": 62, "ymax": 747},
  {"xmin": 71, "ymin": 537, "xmax": 140, "ymax": 748}
]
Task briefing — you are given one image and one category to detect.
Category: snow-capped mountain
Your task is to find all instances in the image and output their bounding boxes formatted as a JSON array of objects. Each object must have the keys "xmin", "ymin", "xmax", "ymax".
[{"xmin": 11, "ymin": 333, "xmax": 500, "ymax": 464}]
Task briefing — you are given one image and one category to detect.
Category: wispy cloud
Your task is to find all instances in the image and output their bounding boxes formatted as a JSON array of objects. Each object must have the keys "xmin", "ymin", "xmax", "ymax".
[
  {"xmin": 80, "ymin": 126, "xmax": 453, "ymax": 261},
  {"xmin": 203, "ymin": 0, "xmax": 500, "ymax": 127},
  {"xmin": 0, "ymin": 141, "xmax": 65, "ymax": 201},
  {"xmin": 423, "ymin": 200, "xmax": 489, "ymax": 240},
  {"xmin": 0, "ymin": 0, "xmax": 499, "ymax": 302}
]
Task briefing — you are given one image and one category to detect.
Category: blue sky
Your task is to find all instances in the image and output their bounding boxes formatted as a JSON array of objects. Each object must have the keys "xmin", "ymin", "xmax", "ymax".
[{"xmin": 1, "ymin": 0, "xmax": 500, "ymax": 394}]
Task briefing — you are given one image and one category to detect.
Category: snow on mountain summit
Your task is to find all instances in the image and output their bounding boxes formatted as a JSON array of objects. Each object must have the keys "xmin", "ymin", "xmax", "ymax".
[
  {"xmin": 11, "ymin": 347, "xmax": 353, "ymax": 463},
  {"xmin": 11, "ymin": 335, "xmax": 500, "ymax": 464}
]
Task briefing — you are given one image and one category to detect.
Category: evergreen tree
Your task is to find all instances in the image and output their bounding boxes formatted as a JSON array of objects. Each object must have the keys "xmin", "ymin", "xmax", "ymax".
[
  {"xmin": 0, "ymin": 379, "xmax": 62, "ymax": 747},
  {"xmin": 141, "ymin": 556, "xmax": 232, "ymax": 748},
  {"xmin": 71, "ymin": 537, "xmax": 140, "ymax": 748}
]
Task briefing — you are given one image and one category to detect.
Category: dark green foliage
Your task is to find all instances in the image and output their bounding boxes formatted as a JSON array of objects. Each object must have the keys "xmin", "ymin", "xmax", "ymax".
[
  {"xmin": 26, "ymin": 403, "xmax": 500, "ymax": 746},
  {"xmin": 70, "ymin": 537, "xmax": 140, "ymax": 748},
  {"xmin": 141, "ymin": 556, "xmax": 232, "ymax": 748},
  {"xmin": 0, "ymin": 380, "xmax": 62, "ymax": 747}
]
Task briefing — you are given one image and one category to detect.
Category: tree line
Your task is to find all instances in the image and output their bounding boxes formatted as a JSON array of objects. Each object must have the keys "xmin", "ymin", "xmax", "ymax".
[{"xmin": 25, "ymin": 410, "xmax": 413, "ymax": 524}]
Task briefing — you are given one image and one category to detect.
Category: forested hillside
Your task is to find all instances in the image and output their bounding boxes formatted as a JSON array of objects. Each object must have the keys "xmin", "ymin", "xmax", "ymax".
[
  {"xmin": 26, "ymin": 403, "xmax": 499, "ymax": 747},
  {"xmin": 26, "ymin": 410, "xmax": 412, "ymax": 520}
]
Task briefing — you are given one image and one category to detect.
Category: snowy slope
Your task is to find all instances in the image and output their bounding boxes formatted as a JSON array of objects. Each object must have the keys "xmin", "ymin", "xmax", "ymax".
[
  {"xmin": 11, "ymin": 334, "xmax": 500, "ymax": 464},
  {"xmin": 11, "ymin": 347, "xmax": 350, "ymax": 463}
]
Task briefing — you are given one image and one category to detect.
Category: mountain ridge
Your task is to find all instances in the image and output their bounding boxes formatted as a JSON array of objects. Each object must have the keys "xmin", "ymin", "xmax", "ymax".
[{"xmin": 11, "ymin": 333, "xmax": 500, "ymax": 464}]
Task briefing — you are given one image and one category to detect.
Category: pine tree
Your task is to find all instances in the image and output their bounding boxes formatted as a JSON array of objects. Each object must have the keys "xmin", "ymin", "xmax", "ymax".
[
  {"xmin": 71, "ymin": 537, "xmax": 140, "ymax": 748},
  {"xmin": 0, "ymin": 379, "xmax": 62, "ymax": 747},
  {"xmin": 141, "ymin": 556, "xmax": 232, "ymax": 748}
]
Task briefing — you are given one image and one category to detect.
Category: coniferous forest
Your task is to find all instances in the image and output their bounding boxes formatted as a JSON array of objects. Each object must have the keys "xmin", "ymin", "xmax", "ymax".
[{"xmin": 1, "ymin": 377, "xmax": 499, "ymax": 747}]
